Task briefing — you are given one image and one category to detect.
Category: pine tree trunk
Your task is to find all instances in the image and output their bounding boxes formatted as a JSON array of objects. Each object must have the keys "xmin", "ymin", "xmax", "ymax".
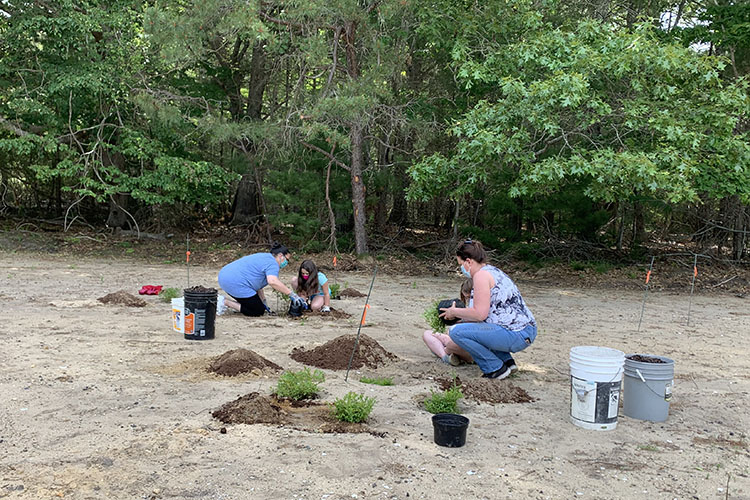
[
  {"xmin": 350, "ymin": 123, "xmax": 368, "ymax": 254},
  {"xmin": 230, "ymin": 173, "xmax": 260, "ymax": 225}
]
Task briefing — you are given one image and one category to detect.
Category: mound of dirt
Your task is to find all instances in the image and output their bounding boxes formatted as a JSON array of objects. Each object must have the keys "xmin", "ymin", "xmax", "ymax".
[
  {"xmin": 97, "ymin": 291, "xmax": 147, "ymax": 307},
  {"xmin": 340, "ymin": 287, "xmax": 366, "ymax": 298},
  {"xmin": 212, "ymin": 392, "xmax": 284, "ymax": 424},
  {"xmin": 290, "ymin": 334, "xmax": 398, "ymax": 370},
  {"xmin": 208, "ymin": 349, "xmax": 283, "ymax": 377},
  {"xmin": 291, "ymin": 307, "xmax": 351, "ymax": 320},
  {"xmin": 437, "ymin": 376, "xmax": 535, "ymax": 404}
]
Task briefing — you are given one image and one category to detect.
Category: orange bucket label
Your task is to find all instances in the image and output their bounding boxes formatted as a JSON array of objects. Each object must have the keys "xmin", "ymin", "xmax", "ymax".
[{"xmin": 184, "ymin": 313, "xmax": 195, "ymax": 335}]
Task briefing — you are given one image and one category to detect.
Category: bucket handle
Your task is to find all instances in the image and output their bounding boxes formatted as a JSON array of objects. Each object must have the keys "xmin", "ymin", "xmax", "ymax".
[
  {"xmin": 572, "ymin": 366, "xmax": 623, "ymax": 401},
  {"xmin": 635, "ymin": 369, "xmax": 673, "ymax": 401}
]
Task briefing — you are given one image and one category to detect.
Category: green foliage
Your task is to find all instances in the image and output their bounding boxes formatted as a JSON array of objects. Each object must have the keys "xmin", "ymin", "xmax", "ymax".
[
  {"xmin": 274, "ymin": 368, "xmax": 325, "ymax": 400},
  {"xmin": 329, "ymin": 283, "xmax": 341, "ymax": 300},
  {"xmin": 160, "ymin": 288, "xmax": 181, "ymax": 303},
  {"xmin": 360, "ymin": 376, "xmax": 393, "ymax": 386},
  {"xmin": 423, "ymin": 301, "xmax": 446, "ymax": 334},
  {"xmin": 424, "ymin": 382, "xmax": 464, "ymax": 414},
  {"xmin": 330, "ymin": 392, "xmax": 376, "ymax": 423}
]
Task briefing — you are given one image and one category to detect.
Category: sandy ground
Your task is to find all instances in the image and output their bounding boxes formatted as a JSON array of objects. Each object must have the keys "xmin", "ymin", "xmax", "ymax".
[{"xmin": 1, "ymin": 253, "xmax": 749, "ymax": 500}]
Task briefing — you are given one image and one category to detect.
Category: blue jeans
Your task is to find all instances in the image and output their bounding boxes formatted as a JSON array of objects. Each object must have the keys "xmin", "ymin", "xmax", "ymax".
[{"xmin": 449, "ymin": 323, "xmax": 537, "ymax": 374}]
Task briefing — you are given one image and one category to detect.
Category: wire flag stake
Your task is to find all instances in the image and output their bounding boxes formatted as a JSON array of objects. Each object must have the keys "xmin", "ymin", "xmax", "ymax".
[
  {"xmin": 687, "ymin": 254, "xmax": 698, "ymax": 326},
  {"xmin": 345, "ymin": 265, "xmax": 377, "ymax": 382},
  {"xmin": 637, "ymin": 256, "xmax": 655, "ymax": 332},
  {"xmin": 186, "ymin": 235, "xmax": 191, "ymax": 289}
]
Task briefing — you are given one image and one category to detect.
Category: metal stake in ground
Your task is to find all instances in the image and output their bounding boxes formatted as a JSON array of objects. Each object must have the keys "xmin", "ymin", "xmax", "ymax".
[
  {"xmin": 687, "ymin": 253, "xmax": 698, "ymax": 326},
  {"xmin": 186, "ymin": 235, "xmax": 191, "ymax": 289},
  {"xmin": 344, "ymin": 265, "xmax": 378, "ymax": 382},
  {"xmin": 637, "ymin": 256, "xmax": 655, "ymax": 332}
]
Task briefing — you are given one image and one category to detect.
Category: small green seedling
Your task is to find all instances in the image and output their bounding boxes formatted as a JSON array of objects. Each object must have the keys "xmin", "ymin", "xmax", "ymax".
[
  {"xmin": 423, "ymin": 300, "xmax": 446, "ymax": 333},
  {"xmin": 160, "ymin": 287, "xmax": 181, "ymax": 302},
  {"xmin": 331, "ymin": 392, "xmax": 376, "ymax": 423},
  {"xmin": 329, "ymin": 283, "xmax": 341, "ymax": 299},
  {"xmin": 424, "ymin": 381, "xmax": 463, "ymax": 414},
  {"xmin": 360, "ymin": 376, "xmax": 393, "ymax": 386},
  {"xmin": 274, "ymin": 368, "xmax": 325, "ymax": 400}
]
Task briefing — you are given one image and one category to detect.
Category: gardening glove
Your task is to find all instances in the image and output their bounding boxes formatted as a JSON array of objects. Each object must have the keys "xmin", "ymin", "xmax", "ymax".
[
  {"xmin": 321, "ymin": 305, "xmax": 331, "ymax": 313},
  {"xmin": 289, "ymin": 292, "xmax": 306, "ymax": 309}
]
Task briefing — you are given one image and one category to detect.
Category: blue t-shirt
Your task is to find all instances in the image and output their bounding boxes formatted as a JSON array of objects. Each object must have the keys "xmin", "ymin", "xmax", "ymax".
[
  {"xmin": 314, "ymin": 272, "xmax": 328, "ymax": 295},
  {"xmin": 218, "ymin": 253, "xmax": 280, "ymax": 299}
]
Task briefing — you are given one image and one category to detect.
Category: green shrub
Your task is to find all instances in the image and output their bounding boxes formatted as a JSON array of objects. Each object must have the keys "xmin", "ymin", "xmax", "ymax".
[
  {"xmin": 423, "ymin": 300, "xmax": 445, "ymax": 333},
  {"xmin": 274, "ymin": 368, "xmax": 325, "ymax": 400},
  {"xmin": 331, "ymin": 392, "xmax": 376, "ymax": 423},
  {"xmin": 423, "ymin": 383, "xmax": 463, "ymax": 414},
  {"xmin": 159, "ymin": 287, "xmax": 181, "ymax": 302},
  {"xmin": 360, "ymin": 376, "xmax": 393, "ymax": 386},
  {"xmin": 329, "ymin": 283, "xmax": 341, "ymax": 299}
]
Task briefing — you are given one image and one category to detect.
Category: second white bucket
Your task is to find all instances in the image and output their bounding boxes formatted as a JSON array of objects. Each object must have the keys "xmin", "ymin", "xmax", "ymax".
[
  {"xmin": 570, "ymin": 346, "xmax": 625, "ymax": 430},
  {"xmin": 171, "ymin": 297, "xmax": 184, "ymax": 333}
]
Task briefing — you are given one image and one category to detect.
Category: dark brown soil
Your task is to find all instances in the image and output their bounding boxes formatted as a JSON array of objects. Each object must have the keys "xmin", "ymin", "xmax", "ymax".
[
  {"xmin": 208, "ymin": 349, "xmax": 283, "ymax": 377},
  {"xmin": 97, "ymin": 291, "xmax": 147, "ymax": 307},
  {"xmin": 437, "ymin": 376, "xmax": 535, "ymax": 404},
  {"xmin": 185, "ymin": 285, "xmax": 217, "ymax": 293},
  {"xmin": 212, "ymin": 393, "xmax": 384, "ymax": 435},
  {"xmin": 340, "ymin": 287, "xmax": 366, "ymax": 298},
  {"xmin": 291, "ymin": 307, "xmax": 352, "ymax": 320},
  {"xmin": 212, "ymin": 392, "xmax": 284, "ymax": 424},
  {"xmin": 627, "ymin": 354, "xmax": 666, "ymax": 363},
  {"xmin": 290, "ymin": 334, "xmax": 399, "ymax": 370}
]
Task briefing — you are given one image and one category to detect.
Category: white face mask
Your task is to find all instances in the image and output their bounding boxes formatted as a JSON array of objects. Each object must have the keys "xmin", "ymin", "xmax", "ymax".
[{"xmin": 461, "ymin": 261, "xmax": 472, "ymax": 278}]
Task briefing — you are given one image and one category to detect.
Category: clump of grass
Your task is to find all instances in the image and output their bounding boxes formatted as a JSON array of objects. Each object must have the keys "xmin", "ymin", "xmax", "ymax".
[
  {"xmin": 360, "ymin": 376, "xmax": 393, "ymax": 386},
  {"xmin": 330, "ymin": 392, "xmax": 376, "ymax": 423},
  {"xmin": 423, "ymin": 300, "xmax": 445, "ymax": 333},
  {"xmin": 160, "ymin": 287, "xmax": 181, "ymax": 303},
  {"xmin": 424, "ymin": 380, "xmax": 463, "ymax": 414},
  {"xmin": 274, "ymin": 368, "xmax": 325, "ymax": 400}
]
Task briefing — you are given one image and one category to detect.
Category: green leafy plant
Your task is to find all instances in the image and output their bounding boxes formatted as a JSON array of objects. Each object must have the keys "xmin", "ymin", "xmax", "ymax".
[
  {"xmin": 330, "ymin": 392, "xmax": 376, "ymax": 423},
  {"xmin": 274, "ymin": 368, "xmax": 325, "ymax": 400},
  {"xmin": 423, "ymin": 381, "xmax": 464, "ymax": 414},
  {"xmin": 360, "ymin": 376, "xmax": 393, "ymax": 386},
  {"xmin": 423, "ymin": 301, "xmax": 445, "ymax": 333},
  {"xmin": 329, "ymin": 283, "xmax": 341, "ymax": 299},
  {"xmin": 159, "ymin": 287, "xmax": 180, "ymax": 302}
]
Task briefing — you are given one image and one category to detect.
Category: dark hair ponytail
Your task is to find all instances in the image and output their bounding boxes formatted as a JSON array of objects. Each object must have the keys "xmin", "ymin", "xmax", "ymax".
[
  {"xmin": 456, "ymin": 239, "xmax": 487, "ymax": 263},
  {"xmin": 270, "ymin": 241, "xmax": 290, "ymax": 256}
]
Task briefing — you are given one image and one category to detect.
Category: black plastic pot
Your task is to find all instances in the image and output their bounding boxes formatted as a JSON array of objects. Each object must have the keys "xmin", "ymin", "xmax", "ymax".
[{"xmin": 432, "ymin": 413, "xmax": 469, "ymax": 447}]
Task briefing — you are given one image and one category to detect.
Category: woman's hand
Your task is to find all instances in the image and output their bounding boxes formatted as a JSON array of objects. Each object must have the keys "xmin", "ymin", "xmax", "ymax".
[{"xmin": 439, "ymin": 301, "xmax": 458, "ymax": 320}]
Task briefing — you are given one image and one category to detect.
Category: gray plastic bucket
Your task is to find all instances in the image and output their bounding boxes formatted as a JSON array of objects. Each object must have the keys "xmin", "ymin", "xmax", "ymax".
[
  {"xmin": 623, "ymin": 354, "xmax": 674, "ymax": 422},
  {"xmin": 569, "ymin": 346, "xmax": 624, "ymax": 431}
]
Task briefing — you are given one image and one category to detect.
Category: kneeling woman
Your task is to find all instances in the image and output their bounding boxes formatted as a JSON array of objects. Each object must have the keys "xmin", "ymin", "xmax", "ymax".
[
  {"xmin": 439, "ymin": 240, "xmax": 537, "ymax": 379},
  {"xmin": 291, "ymin": 260, "xmax": 331, "ymax": 312}
]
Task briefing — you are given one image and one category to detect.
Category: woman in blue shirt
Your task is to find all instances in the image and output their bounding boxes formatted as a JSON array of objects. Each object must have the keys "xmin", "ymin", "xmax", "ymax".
[
  {"xmin": 218, "ymin": 242, "xmax": 306, "ymax": 316},
  {"xmin": 291, "ymin": 260, "xmax": 331, "ymax": 312}
]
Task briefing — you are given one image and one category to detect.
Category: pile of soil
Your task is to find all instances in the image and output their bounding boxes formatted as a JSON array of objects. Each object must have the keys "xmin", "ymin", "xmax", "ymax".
[
  {"xmin": 212, "ymin": 393, "xmax": 383, "ymax": 435},
  {"xmin": 340, "ymin": 287, "xmax": 366, "ymax": 298},
  {"xmin": 212, "ymin": 392, "xmax": 284, "ymax": 424},
  {"xmin": 437, "ymin": 376, "xmax": 535, "ymax": 404},
  {"xmin": 97, "ymin": 291, "xmax": 147, "ymax": 307},
  {"xmin": 208, "ymin": 349, "xmax": 283, "ymax": 377},
  {"xmin": 627, "ymin": 354, "xmax": 666, "ymax": 363},
  {"xmin": 290, "ymin": 334, "xmax": 398, "ymax": 370},
  {"xmin": 291, "ymin": 307, "xmax": 351, "ymax": 320},
  {"xmin": 185, "ymin": 285, "xmax": 217, "ymax": 293}
]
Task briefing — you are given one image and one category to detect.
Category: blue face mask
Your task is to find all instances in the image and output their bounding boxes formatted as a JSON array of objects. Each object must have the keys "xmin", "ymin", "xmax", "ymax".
[
  {"xmin": 279, "ymin": 258, "xmax": 288, "ymax": 269},
  {"xmin": 460, "ymin": 262, "xmax": 471, "ymax": 278}
]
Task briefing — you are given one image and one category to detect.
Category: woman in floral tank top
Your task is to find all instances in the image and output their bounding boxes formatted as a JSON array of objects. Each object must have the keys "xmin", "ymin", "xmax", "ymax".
[{"xmin": 440, "ymin": 240, "xmax": 537, "ymax": 379}]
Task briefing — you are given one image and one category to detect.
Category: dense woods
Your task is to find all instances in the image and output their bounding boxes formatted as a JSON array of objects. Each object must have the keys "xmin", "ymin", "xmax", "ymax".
[{"xmin": 1, "ymin": 0, "xmax": 748, "ymax": 259}]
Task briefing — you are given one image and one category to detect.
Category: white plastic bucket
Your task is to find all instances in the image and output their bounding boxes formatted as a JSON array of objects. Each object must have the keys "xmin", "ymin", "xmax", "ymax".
[
  {"xmin": 570, "ymin": 346, "xmax": 625, "ymax": 431},
  {"xmin": 171, "ymin": 297, "xmax": 184, "ymax": 333}
]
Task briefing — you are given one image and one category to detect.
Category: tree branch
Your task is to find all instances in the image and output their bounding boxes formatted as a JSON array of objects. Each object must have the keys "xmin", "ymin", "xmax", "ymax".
[{"xmin": 300, "ymin": 140, "xmax": 350, "ymax": 171}]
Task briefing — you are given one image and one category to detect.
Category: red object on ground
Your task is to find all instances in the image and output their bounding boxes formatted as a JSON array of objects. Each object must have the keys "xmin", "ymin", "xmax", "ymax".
[{"xmin": 138, "ymin": 285, "xmax": 163, "ymax": 295}]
